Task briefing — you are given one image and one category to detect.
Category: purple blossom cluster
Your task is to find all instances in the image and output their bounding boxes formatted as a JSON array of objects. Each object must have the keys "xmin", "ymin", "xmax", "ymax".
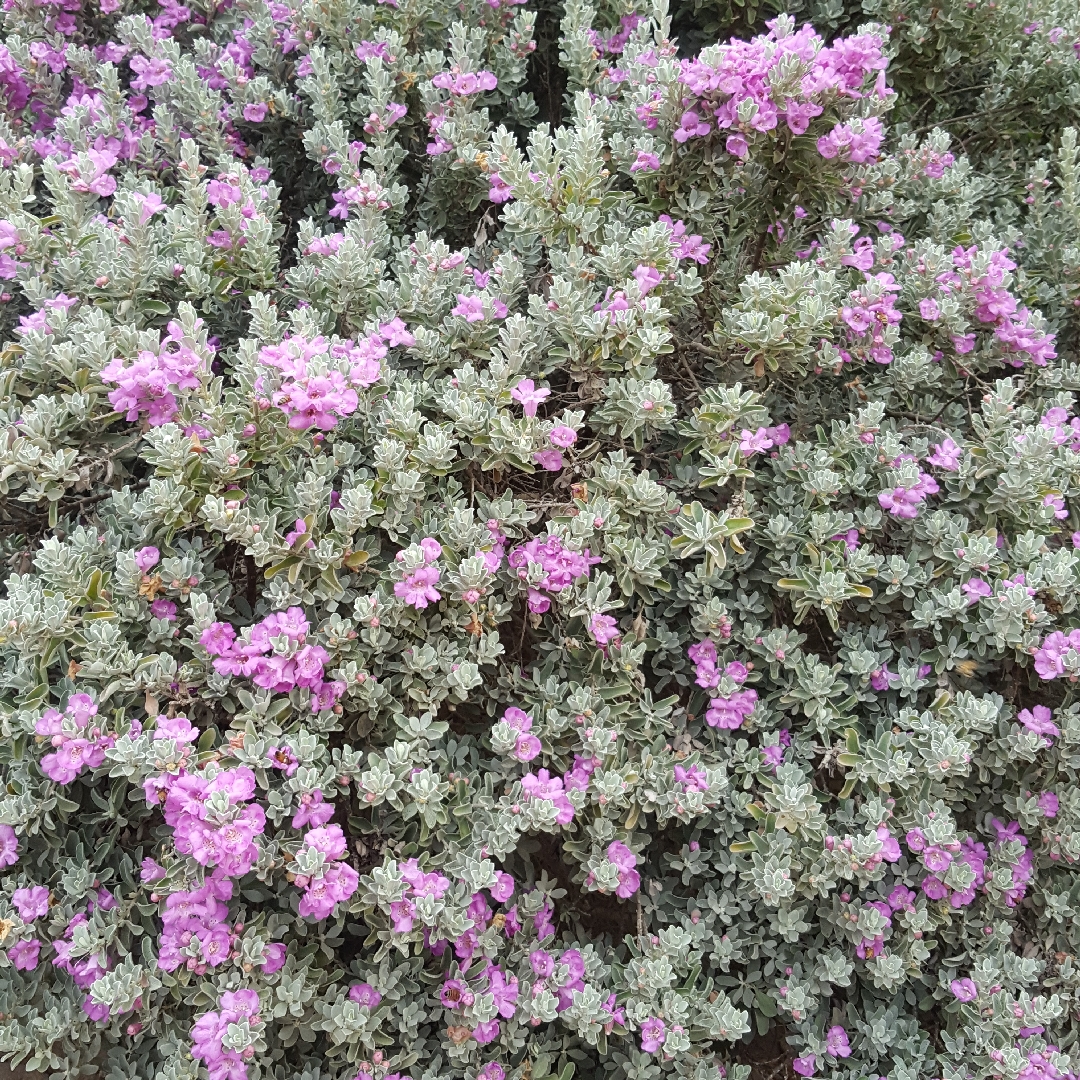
[
  {"xmin": 674, "ymin": 20, "xmax": 888, "ymax": 161},
  {"xmin": 100, "ymin": 321, "xmax": 208, "ymax": 427},
  {"xmin": 294, "ymin": 824, "xmax": 360, "ymax": 918},
  {"xmin": 393, "ymin": 537, "xmax": 444, "ymax": 610},
  {"xmin": 502, "ymin": 707, "xmax": 542, "ymax": 762},
  {"xmin": 258, "ymin": 331, "xmax": 392, "ymax": 431},
  {"xmin": 589, "ymin": 841, "xmax": 640, "ymax": 898},
  {"xmin": 35, "ymin": 693, "xmax": 113, "ymax": 784},
  {"xmin": 906, "ymin": 828, "xmax": 988, "ymax": 908},
  {"xmin": 201, "ymin": 608, "xmax": 346, "ymax": 712},
  {"xmin": 191, "ymin": 988, "xmax": 262, "ymax": 1080},
  {"xmin": 877, "ymin": 470, "xmax": 940, "ymax": 519},
  {"xmin": 152, "ymin": 766, "xmax": 266, "ymax": 878},
  {"xmin": 917, "ymin": 245, "xmax": 1057, "ymax": 366},
  {"xmin": 519, "ymin": 769, "xmax": 576, "ymax": 824},
  {"xmin": 1033, "ymin": 629, "xmax": 1080, "ymax": 680},
  {"xmin": 507, "ymin": 536, "xmax": 600, "ymax": 613},
  {"xmin": 739, "ymin": 423, "xmax": 791, "ymax": 455},
  {"xmin": 157, "ymin": 874, "xmax": 284, "ymax": 974}
]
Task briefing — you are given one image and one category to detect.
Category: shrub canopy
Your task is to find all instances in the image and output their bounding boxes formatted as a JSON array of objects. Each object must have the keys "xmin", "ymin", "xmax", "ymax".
[{"xmin": 2, "ymin": 0, "xmax": 1080, "ymax": 1079}]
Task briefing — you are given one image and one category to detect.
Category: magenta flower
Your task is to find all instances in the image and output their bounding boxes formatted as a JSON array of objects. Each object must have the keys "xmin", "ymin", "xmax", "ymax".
[
  {"xmin": 8, "ymin": 938, "xmax": 40, "ymax": 970},
  {"xmin": 348, "ymin": 982, "xmax": 382, "ymax": 1009},
  {"xmin": 488, "ymin": 173, "xmax": 513, "ymax": 203},
  {"xmin": 534, "ymin": 449, "xmax": 564, "ymax": 471},
  {"xmin": 439, "ymin": 978, "xmax": 473, "ymax": 1009},
  {"xmin": 512, "ymin": 731, "xmax": 541, "ymax": 761},
  {"xmin": 792, "ymin": 1055, "xmax": 816, "ymax": 1077},
  {"xmin": 150, "ymin": 597, "xmax": 177, "ymax": 621},
  {"xmin": 395, "ymin": 564, "xmax": 442, "ymax": 609},
  {"xmin": 549, "ymin": 424, "xmax": 577, "ymax": 448},
  {"xmin": 1038, "ymin": 791, "xmax": 1059, "ymax": 817},
  {"xmin": 511, "ymin": 378, "xmax": 551, "ymax": 418},
  {"xmin": 825, "ymin": 1026, "xmax": 851, "ymax": 1058},
  {"xmin": 1018, "ymin": 705, "xmax": 1059, "ymax": 744},
  {"xmin": 927, "ymin": 437, "xmax": 962, "ymax": 470},
  {"xmin": 950, "ymin": 977, "xmax": 978, "ymax": 1002},
  {"xmin": 630, "ymin": 150, "xmax": 660, "ymax": 172},
  {"xmin": 135, "ymin": 545, "xmax": 160, "ymax": 571},
  {"xmin": 640, "ymin": 1017, "xmax": 666, "ymax": 1053},
  {"xmin": 490, "ymin": 871, "xmax": 515, "ymax": 902},
  {"xmin": 12, "ymin": 886, "xmax": 49, "ymax": 921},
  {"xmin": 589, "ymin": 613, "xmax": 619, "ymax": 647}
]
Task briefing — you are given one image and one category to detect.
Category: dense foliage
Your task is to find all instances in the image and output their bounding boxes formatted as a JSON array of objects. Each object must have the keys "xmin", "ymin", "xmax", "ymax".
[{"xmin": 3, "ymin": 0, "xmax": 1080, "ymax": 1077}]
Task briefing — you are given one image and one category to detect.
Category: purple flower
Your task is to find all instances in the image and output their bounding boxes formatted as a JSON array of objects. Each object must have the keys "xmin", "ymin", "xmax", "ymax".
[
  {"xmin": 792, "ymin": 1055, "xmax": 816, "ymax": 1077},
  {"xmin": 135, "ymin": 546, "xmax": 160, "ymax": 571},
  {"xmin": 490, "ymin": 871, "xmax": 515, "ymax": 903},
  {"xmin": 630, "ymin": 150, "xmax": 660, "ymax": 172},
  {"xmin": 549, "ymin": 424, "xmax": 577, "ymax": 448},
  {"xmin": 150, "ymin": 598, "xmax": 177, "ymax": 621},
  {"xmin": 243, "ymin": 102, "xmax": 267, "ymax": 122},
  {"xmin": 512, "ymin": 733, "xmax": 542, "ymax": 761},
  {"xmin": 825, "ymin": 1026, "xmax": 851, "ymax": 1059},
  {"xmin": 1043, "ymin": 494, "xmax": 1068, "ymax": 519},
  {"xmin": 927, "ymin": 437, "xmax": 962, "ymax": 470},
  {"xmin": 0, "ymin": 825, "xmax": 18, "ymax": 867},
  {"xmin": 140, "ymin": 857, "xmax": 166, "ymax": 883},
  {"xmin": 473, "ymin": 1019, "xmax": 500, "ymax": 1044},
  {"xmin": 640, "ymin": 1017, "xmax": 666, "ymax": 1053},
  {"xmin": 511, "ymin": 378, "xmax": 550, "ymax": 418},
  {"xmin": 8, "ymin": 938, "xmax": 40, "ymax": 970},
  {"xmin": 1038, "ymin": 791, "xmax": 1059, "ymax": 817},
  {"xmin": 1018, "ymin": 705, "xmax": 1059, "ymax": 744},
  {"xmin": 488, "ymin": 173, "xmax": 513, "ymax": 203},
  {"xmin": 533, "ymin": 449, "xmax": 564, "ymax": 471},
  {"xmin": 12, "ymin": 886, "xmax": 50, "ymax": 921},
  {"xmin": 588, "ymin": 613, "xmax": 619, "ymax": 647},
  {"xmin": 348, "ymin": 982, "xmax": 382, "ymax": 1009},
  {"xmin": 261, "ymin": 942, "xmax": 287, "ymax": 973},
  {"xmin": 962, "ymin": 578, "xmax": 993, "ymax": 604},
  {"xmin": 950, "ymin": 977, "xmax": 978, "ymax": 1002}
]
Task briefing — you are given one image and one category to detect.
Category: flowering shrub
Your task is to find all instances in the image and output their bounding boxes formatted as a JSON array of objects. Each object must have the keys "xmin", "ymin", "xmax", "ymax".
[{"xmin": 3, "ymin": 0, "xmax": 1080, "ymax": 1076}]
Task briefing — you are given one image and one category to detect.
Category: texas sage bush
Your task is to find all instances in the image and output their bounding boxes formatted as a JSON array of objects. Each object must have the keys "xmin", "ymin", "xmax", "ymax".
[{"xmin": 3, "ymin": 0, "xmax": 1080, "ymax": 1078}]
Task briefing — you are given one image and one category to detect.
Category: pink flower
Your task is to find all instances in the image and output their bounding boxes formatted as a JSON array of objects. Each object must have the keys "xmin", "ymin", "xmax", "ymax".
[
  {"xmin": 1017, "ymin": 704, "xmax": 1059, "ymax": 744},
  {"xmin": 12, "ymin": 886, "xmax": 49, "ymax": 921},
  {"xmin": 632, "ymin": 264, "xmax": 662, "ymax": 294},
  {"xmin": 394, "ymin": 565, "xmax": 442, "ymax": 609},
  {"xmin": 927, "ymin": 437, "xmax": 962, "ymax": 470},
  {"xmin": 243, "ymin": 102, "xmax": 267, "ymax": 122},
  {"xmin": 511, "ymin": 379, "xmax": 551, "ymax": 418},
  {"xmin": 549, "ymin": 425, "xmax": 577, "ymax": 448},
  {"xmin": 513, "ymin": 733, "xmax": 542, "ymax": 761},
  {"xmin": 150, "ymin": 598, "xmax": 177, "ymax": 621},
  {"xmin": 589, "ymin": 613, "xmax": 619, "ymax": 647},
  {"xmin": 1043, "ymin": 494, "xmax": 1068, "ymax": 519},
  {"xmin": 488, "ymin": 173, "xmax": 513, "ymax": 203},
  {"xmin": 348, "ymin": 982, "xmax": 382, "ymax": 1008},
  {"xmin": 1038, "ymin": 791, "xmax": 1059, "ymax": 817},
  {"xmin": 490, "ymin": 871, "xmax": 515, "ymax": 902},
  {"xmin": 135, "ymin": 546, "xmax": 160, "ymax": 571},
  {"xmin": 640, "ymin": 1017, "xmax": 666, "ymax": 1053},
  {"xmin": 950, "ymin": 978, "xmax": 977, "ymax": 1002},
  {"xmin": 792, "ymin": 1056, "xmax": 816, "ymax": 1077},
  {"xmin": 533, "ymin": 449, "xmax": 564, "ymax": 471},
  {"xmin": 8, "ymin": 938, "xmax": 40, "ymax": 970},
  {"xmin": 825, "ymin": 1026, "xmax": 850, "ymax": 1059},
  {"xmin": 129, "ymin": 54, "xmax": 173, "ymax": 90},
  {"xmin": 630, "ymin": 151, "xmax": 660, "ymax": 172}
]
